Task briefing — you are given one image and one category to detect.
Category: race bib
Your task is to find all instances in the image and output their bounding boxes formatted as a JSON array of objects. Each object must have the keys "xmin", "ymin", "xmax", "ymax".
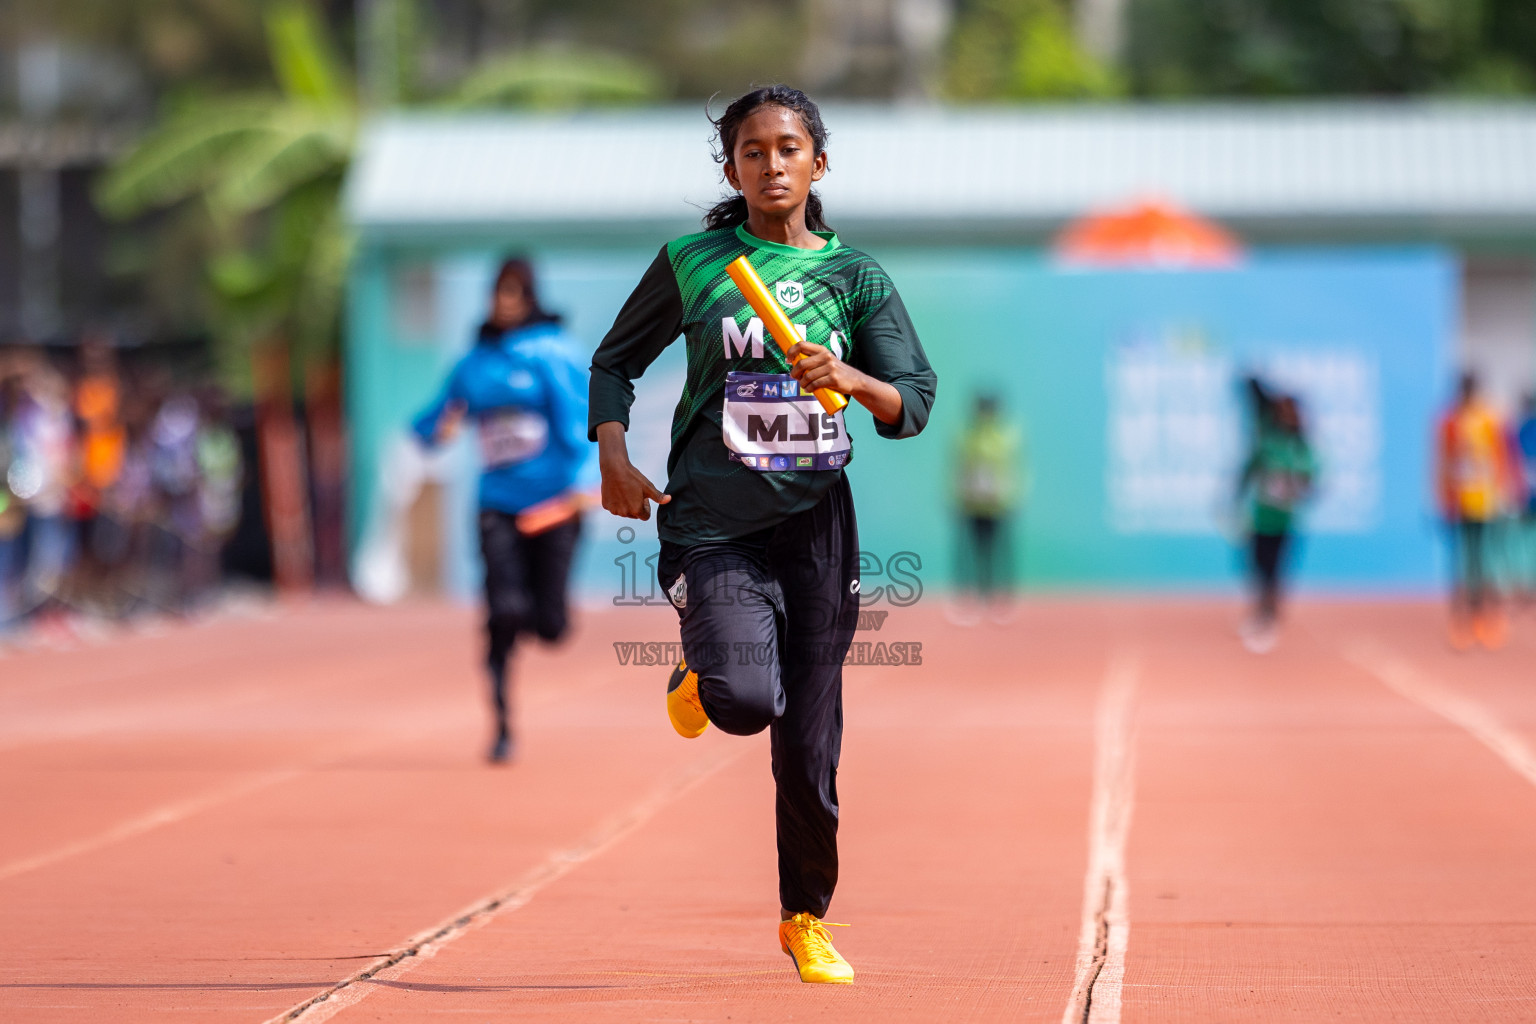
[
  {"xmin": 1259, "ymin": 470, "xmax": 1304, "ymax": 507},
  {"xmin": 478, "ymin": 409, "xmax": 548, "ymax": 468},
  {"xmin": 723, "ymin": 371, "xmax": 850, "ymax": 472}
]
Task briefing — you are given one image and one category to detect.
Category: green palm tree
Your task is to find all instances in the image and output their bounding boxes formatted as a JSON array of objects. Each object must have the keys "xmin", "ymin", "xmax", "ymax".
[
  {"xmin": 96, "ymin": 0, "xmax": 659, "ymax": 590},
  {"xmin": 98, "ymin": 1, "xmax": 662, "ymax": 390},
  {"xmin": 96, "ymin": 3, "xmax": 354, "ymax": 387}
]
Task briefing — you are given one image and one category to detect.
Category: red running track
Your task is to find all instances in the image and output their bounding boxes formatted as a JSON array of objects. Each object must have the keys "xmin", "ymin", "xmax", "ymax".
[{"xmin": 2, "ymin": 598, "xmax": 1536, "ymax": 1022}]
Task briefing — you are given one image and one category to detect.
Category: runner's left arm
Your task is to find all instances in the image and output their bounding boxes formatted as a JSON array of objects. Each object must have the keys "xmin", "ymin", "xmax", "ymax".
[
  {"xmin": 846, "ymin": 290, "xmax": 936, "ymax": 440},
  {"xmin": 588, "ymin": 248, "xmax": 684, "ymax": 440}
]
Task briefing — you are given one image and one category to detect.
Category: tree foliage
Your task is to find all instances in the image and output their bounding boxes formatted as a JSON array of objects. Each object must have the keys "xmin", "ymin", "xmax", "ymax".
[
  {"xmin": 942, "ymin": 0, "xmax": 1536, "ymax": 99},
  {"xmin": 92, "ymin": 0, "xmax": 666, "ymax": 394},
  {"xmin": 6, "ymin": 0, "xmax": 271, "ymax": 96},
  {"xmin": 447, "ymin": 46, "xmax": 662, "ymax": 108},
  {"xmin": 1121, "ymin": 0, "xmax": 1536, "ymax": 97},
  {"xmin": 96, "ymin": 3, "xmax": 353, "ymax": 392},
  {"xmin": 946, "ymin": 0, "xmax": 1121, "ymax": 100}
]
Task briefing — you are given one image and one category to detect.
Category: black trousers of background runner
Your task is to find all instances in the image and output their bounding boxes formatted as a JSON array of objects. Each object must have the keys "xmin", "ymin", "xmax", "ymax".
[
  {"xmin": 962, "ymin": 514, "xmax": 1014, "ymax": 597},
  {"xmin": 479, "ymin": 510, "xmax": 582, "ymax": 736},
  {"xmin": 1250, "ymin": 530, "xmax": 1290, "ymax": 623},
  {"xmin": 658, "ymin": 475, "xmax": 861, "ymax": 919}
]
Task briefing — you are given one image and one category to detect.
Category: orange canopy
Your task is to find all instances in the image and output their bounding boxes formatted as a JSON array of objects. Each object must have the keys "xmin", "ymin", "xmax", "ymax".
[{"xmin": 1054, "ymin": 198, "xmax": 1242, "ymax": 268}]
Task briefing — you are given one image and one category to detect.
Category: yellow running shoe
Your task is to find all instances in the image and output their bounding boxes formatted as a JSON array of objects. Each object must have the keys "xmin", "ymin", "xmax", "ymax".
[
  {"xmin": 779, "ymin": 912, "xmax": 854, "ymax": 984},
  {"xmin": 1475, "ymin": 610, "xmax": 1509, "ymax": 651},
  {"xmin": 666, "ymin": 660, "xmax": 708, "ymax": 739}
]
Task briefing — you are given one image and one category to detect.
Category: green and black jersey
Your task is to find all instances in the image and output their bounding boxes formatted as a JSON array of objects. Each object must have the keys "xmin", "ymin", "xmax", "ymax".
[{"xmin": 589, "ymin": 223, "xmax": 936, "ymax": 546}]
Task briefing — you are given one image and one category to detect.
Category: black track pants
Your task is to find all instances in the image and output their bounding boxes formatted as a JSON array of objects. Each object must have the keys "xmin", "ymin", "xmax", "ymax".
[
  {"xmin": 479, "ymin": 510, "xmax": 582, "ymax": 734},
  {"xmin": 1250, "ymin": 530, "xmax": 1290, "ymax": 623},
  {"xmin": 657, "ymin": 474, "xmax": 861, "ymax": 918}
]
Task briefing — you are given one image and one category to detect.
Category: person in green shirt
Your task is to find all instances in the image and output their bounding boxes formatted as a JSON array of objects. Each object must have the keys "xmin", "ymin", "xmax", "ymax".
[
  {"xmin": 1235, "ymin": 386, "xmax": 1316, "ymax": 653},
  {"xmin": 589, "ymin": 86, "xmax": 936, "ymax": 984},
  {"xmin": 954, "ymin": 393, "xmax": 1024, "ymax": 623}
]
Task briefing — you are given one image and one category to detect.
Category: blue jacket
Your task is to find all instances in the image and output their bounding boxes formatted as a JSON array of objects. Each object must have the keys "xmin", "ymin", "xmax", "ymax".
[{"xmin": 412, "ymin": 321, "xmax": 592, "ymax": 515}]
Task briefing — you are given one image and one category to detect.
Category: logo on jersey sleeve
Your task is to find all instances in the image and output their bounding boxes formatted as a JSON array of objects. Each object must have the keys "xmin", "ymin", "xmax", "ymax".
[{"xmin": 775, "ymin": 281, "xmax": 805, "ymax": 310}]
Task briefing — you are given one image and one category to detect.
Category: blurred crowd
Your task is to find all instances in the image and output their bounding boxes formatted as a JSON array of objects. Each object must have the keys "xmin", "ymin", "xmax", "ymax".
[{"xmin": 0, "ymin": 344, "xmax": 243, "ymax": 638}]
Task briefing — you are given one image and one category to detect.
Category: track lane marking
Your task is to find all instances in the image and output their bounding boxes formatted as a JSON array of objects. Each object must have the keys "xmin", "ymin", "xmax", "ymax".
[
  {"xmin": 0, "ymin": 722, "xmax": 449, "ymax": 886},
  {"xmin": 1063, "ymin": 653, "xmax": 1139, "ymax": 1024},
  {"xmin": 0, "ymin": 662, "xmax": 620, "ymax": 883},
  {"xmin": 266, "ymin": 744, "xmax": 748, "ymax": 1023},
  {"xmin": 0, "ymin": 769, "xmax": 305, "ymax": 884},
  {"xmin": 1346, "ymin": 642, "xmax": 1536, "ymax": 788}
]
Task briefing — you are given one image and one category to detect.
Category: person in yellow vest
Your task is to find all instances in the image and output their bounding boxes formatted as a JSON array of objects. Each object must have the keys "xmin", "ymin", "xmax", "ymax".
[
  {"xmin": 954, "ymin": 393, "xmax": 1025, "ymax": 624},
  {"xmin": 1436, "ymin": 373, "xmax": 1517, "ymax": 650}
]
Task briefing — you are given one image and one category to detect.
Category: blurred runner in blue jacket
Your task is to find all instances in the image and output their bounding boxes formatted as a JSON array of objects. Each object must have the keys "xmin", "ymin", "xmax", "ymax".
[{"xmin": 413, "ymin": 258, "xmax": 591, "ymax": 763}]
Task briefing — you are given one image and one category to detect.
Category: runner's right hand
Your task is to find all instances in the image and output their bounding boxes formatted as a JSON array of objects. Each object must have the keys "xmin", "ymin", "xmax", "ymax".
[
  {"xmin": 595, "ymin": 420, "xmax": 670, "ymax": 520},
  {"xmin": 600, "ymin": 457, "xmax": 670, "ymax": 521}
]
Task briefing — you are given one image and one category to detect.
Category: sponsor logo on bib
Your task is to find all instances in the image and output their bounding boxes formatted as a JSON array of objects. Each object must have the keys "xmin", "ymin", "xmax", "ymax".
[
  {"xmin": 735, "ymin": 380, "xmax": 759, "ymax": 397},
  {"xmin": 775, "ymin": 280, "xmax": 805, "ymax": 310}
]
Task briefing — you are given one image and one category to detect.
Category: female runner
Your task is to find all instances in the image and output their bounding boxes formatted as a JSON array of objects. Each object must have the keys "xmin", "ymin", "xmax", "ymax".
[
  {"xmin": 414, "ymin": 258, "xmax": 590, "ymax": 763},
  {"xmin": 588, "ymin": 86, "xmax": 936, "ymax": 984}
]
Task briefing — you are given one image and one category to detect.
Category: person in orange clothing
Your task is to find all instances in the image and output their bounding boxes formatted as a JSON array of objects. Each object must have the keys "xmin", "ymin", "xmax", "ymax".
[
  {"xmin": 1436, "ymin": 373, "xmax": 1517, "ymax": 649},
  {"xmin": 75, "ymin": 343, "xmax": 127, "ymax": 499},
  {"xmin": 71, "ymin": 341, "xmax": 129, "ymax": 615}
]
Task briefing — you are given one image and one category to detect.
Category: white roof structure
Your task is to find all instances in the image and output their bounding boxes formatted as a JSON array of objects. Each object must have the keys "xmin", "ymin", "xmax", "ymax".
[{"xmin": 346, "ymin": 103, "xmax": 1536, "ymax": 241}]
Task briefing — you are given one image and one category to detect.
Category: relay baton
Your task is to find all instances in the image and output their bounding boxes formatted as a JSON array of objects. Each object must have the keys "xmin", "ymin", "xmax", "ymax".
[
  {"xmin": 725, "ymin": 255, "xmax": 849, "ymax": 415},
  {"xmin": 515, "ymin": 488, "xmax": 596, "ymax": 536}
]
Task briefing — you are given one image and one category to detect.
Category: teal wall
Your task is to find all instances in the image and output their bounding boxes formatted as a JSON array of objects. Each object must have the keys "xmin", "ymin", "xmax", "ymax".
[
  {"xmin": 857, "ymin": 247, "xmax": 1454, "ymax": 592},
  {"xmin": 346, "ymin": 241, "xmax": 1454, "ymax": 600}
]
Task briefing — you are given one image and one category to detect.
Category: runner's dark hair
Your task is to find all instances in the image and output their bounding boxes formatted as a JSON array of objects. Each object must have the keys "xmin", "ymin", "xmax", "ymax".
[
  {"xmin": 703, "ymin": 86, "xmax": 831, "ymax": 232},
  {"xmin": 480, "ymin": 256, "xmax": 560, "ymax": 341}
]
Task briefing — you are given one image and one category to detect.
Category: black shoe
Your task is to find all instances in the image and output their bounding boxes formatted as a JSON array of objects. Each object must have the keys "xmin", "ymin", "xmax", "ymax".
[{"xmin": 488, "ymin": 732, "xmax": 514, "ymax": 763}]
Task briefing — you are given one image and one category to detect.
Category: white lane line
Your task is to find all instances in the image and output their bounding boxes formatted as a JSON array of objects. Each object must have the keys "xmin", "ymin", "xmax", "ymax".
[
  {"xmin": 0, "ymin": 719, "xmax": 457, "ymax": 885},
  {"xmin": 1063, "ymin": 654, "xmax": 1139, "ymax": 1024},
  {"xmin": 1346, "ymin": 643, "xmax": 1536, "ymax": 788},
  {"xmin": 0, "ymin": 724, "xmax": 430, "ymax": 885},
  {"xmin": 0, "ymin": 676, "xmax": 603, "ymax": 882},
  {"xmin": 268, "ymin": 744, "xmax": 748, "ymax": 1024},
  {"xmin": 0, "ymin": 769, "xmax": 302, "ymax": 884}
]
